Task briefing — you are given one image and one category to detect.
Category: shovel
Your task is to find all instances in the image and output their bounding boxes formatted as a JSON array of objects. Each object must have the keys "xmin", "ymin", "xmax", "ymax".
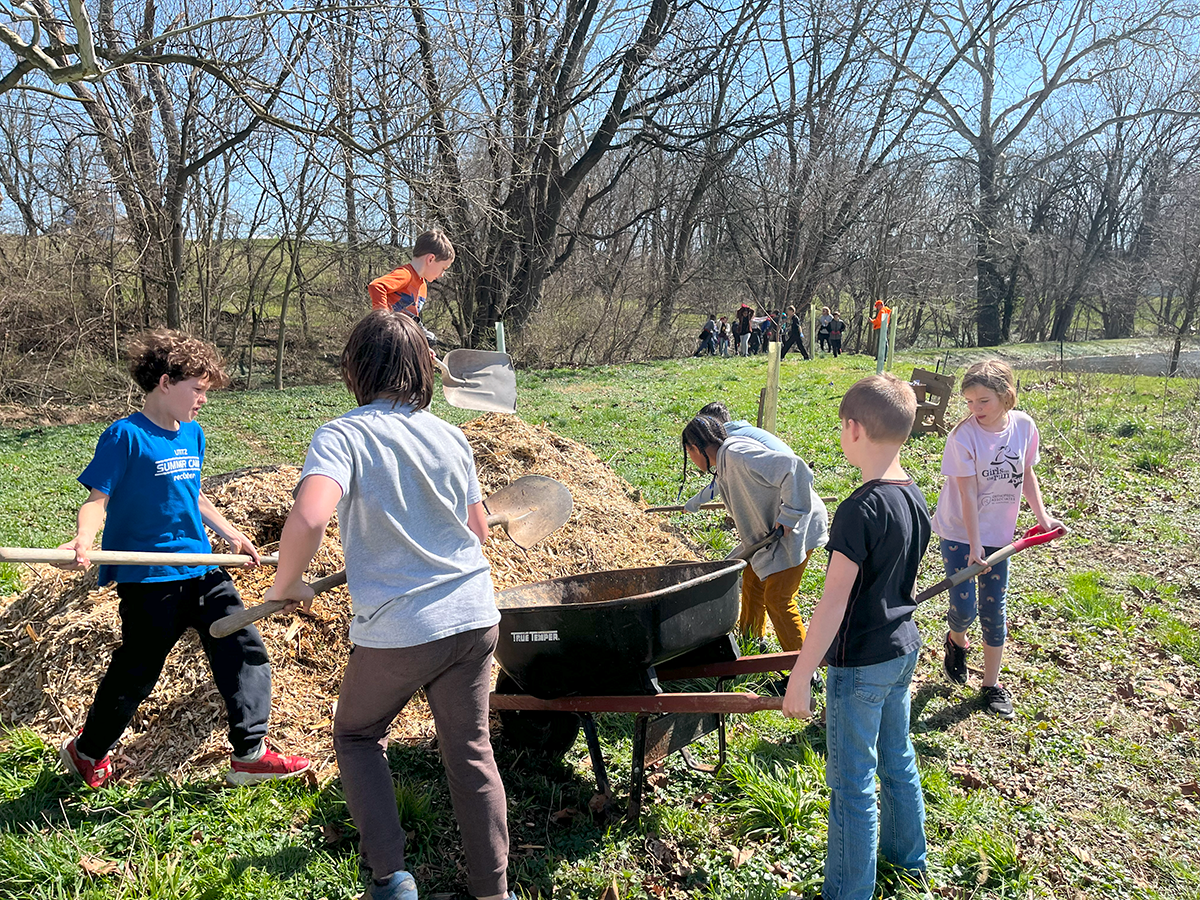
[
  {"xmin": 208, "ymin": 474, "xmax": 573, "ymax": 639},
  {"xmin": 482, "ymin": 474, "xmax": 573, "ymax": 549},
  {"xmin": 915, "ymin": 524, "xmax": 1067, "ymax": 604},
  {"xmin": 435, "ymin": 349, "xmax": 517, "ymax": 414}
]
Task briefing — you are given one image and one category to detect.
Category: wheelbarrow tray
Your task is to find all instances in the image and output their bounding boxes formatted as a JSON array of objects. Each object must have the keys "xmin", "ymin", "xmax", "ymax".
[{"xmin": 494, "ymin": 559, "xmax": 745, "ymax": 698}]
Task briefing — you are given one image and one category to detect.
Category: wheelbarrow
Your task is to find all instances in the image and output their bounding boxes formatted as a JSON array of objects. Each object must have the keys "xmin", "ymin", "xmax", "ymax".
[{"xmin": 489, "ymin": 528, "xmax": 792, "ymax": 819}]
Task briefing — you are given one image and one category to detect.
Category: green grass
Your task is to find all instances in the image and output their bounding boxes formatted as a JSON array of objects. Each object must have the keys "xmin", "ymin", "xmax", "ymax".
[
  {"xmin": 1058, "ymin": 571, "xmax": 1131, "ymax": 631},
  {"xmin": 4, "ymin": 345, "xmax": 1200, "ymax": 898}
]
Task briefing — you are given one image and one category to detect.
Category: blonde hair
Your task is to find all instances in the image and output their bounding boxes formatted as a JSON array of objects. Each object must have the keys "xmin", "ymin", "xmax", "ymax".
[
  {"xmin": 947, "ymin": 358, "xmax": 1018, "ymax": 434},
  {"xmin": 838, "ymin": 374, "xmax": 917, "ymax": 444}
]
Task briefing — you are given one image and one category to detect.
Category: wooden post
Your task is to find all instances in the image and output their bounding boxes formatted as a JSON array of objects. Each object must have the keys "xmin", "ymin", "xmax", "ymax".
[
  {"xmin": 810, "ymin": 301, "xmax": 818, "ymax": 357},
  {"xmin": 764, "ymin": 339, "xmax": 781, "ymax": 433}
]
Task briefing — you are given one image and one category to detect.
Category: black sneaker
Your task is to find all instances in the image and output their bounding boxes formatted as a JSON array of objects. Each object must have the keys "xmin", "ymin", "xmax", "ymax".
[
  {"xmin": 942, "ymin": 633, "xmax": 968, "ymax": 685},
  {"xmin": 981, "ymin": 683, "xmax": 1015, "ymax": 719}
]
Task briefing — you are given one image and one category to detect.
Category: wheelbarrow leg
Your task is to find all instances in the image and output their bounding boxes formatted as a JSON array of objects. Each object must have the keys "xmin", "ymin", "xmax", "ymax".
[
  {"xmin": 580, "ymin": 713, "xmax": 610, "ymax": 797},
  {"xmin": 628, "ymin": 714, "xmax": 650, "ymax": 822}
]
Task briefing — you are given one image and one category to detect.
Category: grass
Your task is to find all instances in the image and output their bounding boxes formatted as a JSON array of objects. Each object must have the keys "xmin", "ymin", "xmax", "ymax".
[{"xmin": 3, "ymin": 346, "xmax": 1200, "ymax": 898}]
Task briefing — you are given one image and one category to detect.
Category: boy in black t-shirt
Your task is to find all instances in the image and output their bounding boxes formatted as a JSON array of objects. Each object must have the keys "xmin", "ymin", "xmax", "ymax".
[{"xmin": 782, "ymin": 374, "xmax": 931, "ymax": 900}]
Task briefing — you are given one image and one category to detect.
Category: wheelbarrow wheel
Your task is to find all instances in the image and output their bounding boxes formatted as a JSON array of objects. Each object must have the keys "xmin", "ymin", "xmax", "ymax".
[{"xmin": 493, "ymin": 672, "xmax": 581, "ymax": 758}]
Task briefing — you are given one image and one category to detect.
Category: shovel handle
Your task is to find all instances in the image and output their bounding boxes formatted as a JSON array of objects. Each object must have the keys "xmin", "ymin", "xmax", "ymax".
[
  {"xmin": 0, "ymin": 547, "xmax": 278, "ymax": 567},
  {"xmin": 727, "ymin": 525, "xmax": 785, "ymax": 562},
  {"xmin": 208, "ymin": 569, "xmax": 348, "ymax": 639},
  {"xmin": 432, "ymin": 355, "xmax": 469, "ymax": 388},
  {"xmin": 915, "ymin": 524, "xmax": 1067, "ymax": 604},
  {"xmin": 646, "ymin": 498, "xmax": 836, "ymax": 514},
  {"xmin": 644, "ymin": 502, "xmax": 726, "ymax": 513}
]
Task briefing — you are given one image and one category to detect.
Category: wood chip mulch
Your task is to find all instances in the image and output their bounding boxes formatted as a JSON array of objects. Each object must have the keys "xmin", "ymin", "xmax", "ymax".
[{"xmin": 0, "ymin": 413, "xmax": 696, "ymax": 783}]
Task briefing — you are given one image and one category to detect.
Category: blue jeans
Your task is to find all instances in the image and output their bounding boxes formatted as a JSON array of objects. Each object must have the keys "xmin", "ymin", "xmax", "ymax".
[
  {"xmin": 823, "ymin": 649, "xmax": 926, "ymax": 900},
  {"xmin": 939, "ymin": 538, "xmax": 1010, "ymax": 647}
]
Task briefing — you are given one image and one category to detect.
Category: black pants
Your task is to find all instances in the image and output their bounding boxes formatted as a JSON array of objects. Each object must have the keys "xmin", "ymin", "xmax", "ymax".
[
  {"xmin": 781, "ymin": 331, "xmax": 809, "ymax": 360},
  {"xmin": 76, "ymin": 569, "xmax": 272, "ymax": 759},
  {"xmin": 830, "ymin": 337, "xmax": 842, "ymax": 357},
  {"xmin": 817, "ymin": 330, "xmax": 831, "ymax": 352}
]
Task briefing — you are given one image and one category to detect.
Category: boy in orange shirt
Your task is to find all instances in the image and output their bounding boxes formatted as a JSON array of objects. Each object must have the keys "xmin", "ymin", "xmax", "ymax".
[{"xmin": 368, "ymin": 228, "xmax": 455, "ymax": 321}]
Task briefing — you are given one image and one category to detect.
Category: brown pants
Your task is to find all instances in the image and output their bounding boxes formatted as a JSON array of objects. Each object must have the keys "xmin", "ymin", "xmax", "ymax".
[
  {"xmin": 333, "ymin": 625, "xmax": 508, "ymax": 898},
  {"xmin": 738, "ymin": 552, "xmax": 814, "ymax": 652}
]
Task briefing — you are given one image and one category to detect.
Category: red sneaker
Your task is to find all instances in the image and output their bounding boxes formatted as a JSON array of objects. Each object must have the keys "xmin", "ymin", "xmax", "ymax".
[
  {"xmin": 226, "ymin": 742, "xmax": 310, "ymax": 785},
  {"xmin": 59, "ymin": 734, "xmax": 114, "ymax": 789}
]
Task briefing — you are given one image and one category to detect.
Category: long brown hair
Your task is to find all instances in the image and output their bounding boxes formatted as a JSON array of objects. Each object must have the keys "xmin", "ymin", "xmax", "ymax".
[{"xmin": 340, "ymin": 311, "xmax": 434, "ymax": 409}]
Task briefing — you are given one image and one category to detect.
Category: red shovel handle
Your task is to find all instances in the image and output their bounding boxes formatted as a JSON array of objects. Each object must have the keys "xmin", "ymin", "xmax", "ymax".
[
  {"xmin": 1011, "ymin": 523, "xmax": 1067, "ymax": 551},
  {"xmin": 916, "ymin": 524, "xmax": 1067, "ymax": 604}
]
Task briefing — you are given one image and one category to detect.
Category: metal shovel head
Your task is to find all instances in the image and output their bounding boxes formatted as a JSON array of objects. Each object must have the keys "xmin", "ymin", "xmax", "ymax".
[
  {"xmin": 441, "ymin": 349, "xmax": 517, "ymax": 414},
  {"xmin": 484, "ymin": 474, "xmax": 573, "ymax": 549}
]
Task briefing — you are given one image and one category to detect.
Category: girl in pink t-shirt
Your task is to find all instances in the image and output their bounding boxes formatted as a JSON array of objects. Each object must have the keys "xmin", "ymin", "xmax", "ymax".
[{"xmin": 932, "ymin": 360, "xmax": 1063, "ymax": 718}]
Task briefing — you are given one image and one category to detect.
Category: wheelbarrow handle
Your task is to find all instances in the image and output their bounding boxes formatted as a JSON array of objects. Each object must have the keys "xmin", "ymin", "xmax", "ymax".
[
  {"xmin": 915, "ymin": 524, "xmax": 1067, "ymax": 604},
  {"xmin": 208, "ymin": 569, "xmax": 347, "ymax": 639}
]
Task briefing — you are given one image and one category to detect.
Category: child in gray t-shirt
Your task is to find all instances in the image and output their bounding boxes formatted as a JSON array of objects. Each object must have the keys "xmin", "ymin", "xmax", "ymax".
[{"xmin": 264, "ymin": 311, "xmax": 513, "ymax": 900}]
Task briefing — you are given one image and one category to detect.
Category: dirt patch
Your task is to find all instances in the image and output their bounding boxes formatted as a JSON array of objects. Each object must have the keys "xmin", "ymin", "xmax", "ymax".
[
  {"xmin": 0, "ymin": 400, "xmax": 135, "ymax": 428},
  {"xmin": 0, "ymin": 414, "xmax": 697, "ymax": 782}
]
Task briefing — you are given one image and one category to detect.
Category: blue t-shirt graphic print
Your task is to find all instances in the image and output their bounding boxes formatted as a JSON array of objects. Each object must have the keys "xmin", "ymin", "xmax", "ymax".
[{"xmin": 79, "ymin": 412, "xmax": 214, "ymax": 585}]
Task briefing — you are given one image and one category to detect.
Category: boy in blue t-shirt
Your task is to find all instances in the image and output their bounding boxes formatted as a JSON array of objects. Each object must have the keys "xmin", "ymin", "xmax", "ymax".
[
  {"xmin": 782, "ymin": 374, "xmax": 932, "ymax": 900},
  {"xmin": 56, "ymin": 329, "xmax": 308, "ymax": 789}
]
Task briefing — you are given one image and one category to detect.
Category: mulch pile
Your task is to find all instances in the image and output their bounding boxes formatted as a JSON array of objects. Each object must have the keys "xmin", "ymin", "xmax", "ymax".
[{"xmin": 0, "ymin": 414, "xmax": 696, "ymax": 782}]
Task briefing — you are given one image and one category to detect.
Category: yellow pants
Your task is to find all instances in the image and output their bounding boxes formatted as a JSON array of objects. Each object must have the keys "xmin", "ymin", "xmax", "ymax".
[{"xmin": 738, "ymin": 551, "xmax": 814, "ymax": 652}]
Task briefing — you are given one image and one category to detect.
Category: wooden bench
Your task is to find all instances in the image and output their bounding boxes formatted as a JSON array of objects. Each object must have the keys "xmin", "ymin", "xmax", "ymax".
[{"xmin": 911, "ymin": 367, "xmax": 954, "ymax": 434}]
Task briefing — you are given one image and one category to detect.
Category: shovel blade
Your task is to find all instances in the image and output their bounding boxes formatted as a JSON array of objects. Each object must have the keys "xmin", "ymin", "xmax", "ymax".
[
  {"xmin": 484, "ymin": 474, "xmax": 573, "ymax": 549},
  {"xmin": 442, "ymin": 349, "xmax": 517, "ymax": 414}
]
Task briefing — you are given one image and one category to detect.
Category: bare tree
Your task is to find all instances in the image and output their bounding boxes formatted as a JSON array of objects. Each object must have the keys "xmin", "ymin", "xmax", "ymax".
[
  {"xmin": 904, "ymin": 0, "xmax": 1195, "ymax": 346},
  {"xmin": 0, "ymin": 0, "xmax": 314, "ymax": 95}
]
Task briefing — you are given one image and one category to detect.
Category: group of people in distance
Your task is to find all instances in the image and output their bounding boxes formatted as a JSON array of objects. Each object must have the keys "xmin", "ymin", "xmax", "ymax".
[
  {"xmin": 694, "ymin": 304, "xmax": 847, "ymax": 359},
  {"xmin": 675, "ymin": 356, "xmax": 1062, "ymax": 899},
  {"xmin": 49, "ymin": 218, "xmax": 1061, "ymax": 900}
]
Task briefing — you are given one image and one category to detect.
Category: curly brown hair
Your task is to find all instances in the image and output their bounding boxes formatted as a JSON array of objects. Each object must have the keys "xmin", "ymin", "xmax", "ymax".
[{"xmin": 126, "ymin": 329, "xmax": 230, "ymax": 393}]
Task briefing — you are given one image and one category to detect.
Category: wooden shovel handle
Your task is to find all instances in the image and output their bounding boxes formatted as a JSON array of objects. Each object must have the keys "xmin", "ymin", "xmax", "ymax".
[
  {"xmin": 208, "ymin": 569, "xmax": 347, "ymax": 639},
  {"xmin": 0, "ymin": 547, "xmax": 278, "ymax": 567}
]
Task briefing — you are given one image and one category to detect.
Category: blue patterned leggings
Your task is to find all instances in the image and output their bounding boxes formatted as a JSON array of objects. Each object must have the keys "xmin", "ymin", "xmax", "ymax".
[{"xmin": 939, "ymin": 538, "xmax": 1010, "ymax": 648}]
